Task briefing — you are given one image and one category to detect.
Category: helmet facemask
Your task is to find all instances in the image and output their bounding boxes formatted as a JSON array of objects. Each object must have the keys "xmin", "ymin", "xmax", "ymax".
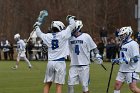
[
  {"xmin": 72, "ymin": 20, "xmax": 83, "ymax": 36},
  {"xmin": 119, "ymin": 33, "xmax": 128, "ymax": 42},
  {"xmin": 118, "ymin": 26, "xmax": 132, "ymax": 43},
  {"xmin": 51, "ymin": 27, "xmax": 60, "ymax": 32}
]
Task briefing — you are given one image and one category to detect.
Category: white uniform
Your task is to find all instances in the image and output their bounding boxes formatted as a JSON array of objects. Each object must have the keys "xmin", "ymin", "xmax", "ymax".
[
  {"xmin": 69, "ymin": 33, "xmax": 97, "ymax": 66},
  {"xmin": 16, "ymin": 39, "xmax": 26, "ymax": 58},
  {"xmin": 36, "ymin": 32, "xmax": 70, "ymax": 61},
  {"xmin": 116, "ymin": 38, "xmax": 140, "ymax": 83},
  {"xmin": 15, "ymin": 39, "xmax": 32, "ymax": 68},
  {"xmin": 68, "ymin": 33, "xmax": 97, "ymax": 90},
  {"xmin": 35, "ymin": 19, "xmax": 76, "ymax": 84}
]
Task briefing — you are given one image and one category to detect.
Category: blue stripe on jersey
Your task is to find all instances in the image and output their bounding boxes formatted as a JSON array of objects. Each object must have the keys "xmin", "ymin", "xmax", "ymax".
[
  {"xmin": 132, "ymin": 72, "xmax": 134, "ymax": 83},
  {"xmin": 120, "ymin": 48, "xmax": 127, "ymax": 51},
  {"xmin": 122, "ymin": 39, "xmax": 133, "ymax": 45},
  {"xmin": 53, "ymin": 57, "xmax": 65, "ymax": 61},
  {"xmin": 88, "ymin": 75, "xmax": 90, "ymax": 85}
]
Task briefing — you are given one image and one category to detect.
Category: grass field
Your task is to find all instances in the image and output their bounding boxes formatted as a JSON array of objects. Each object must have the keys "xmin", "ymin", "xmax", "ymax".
[{"xmin": 0, "ymin": 61, "xmax": 139, "ymax": 93}]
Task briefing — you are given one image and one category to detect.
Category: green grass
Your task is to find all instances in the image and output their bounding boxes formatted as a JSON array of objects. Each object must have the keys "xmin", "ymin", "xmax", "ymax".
[{"xmin": 0, "ymin": 61, "xmax": 139, "ymax": 93}]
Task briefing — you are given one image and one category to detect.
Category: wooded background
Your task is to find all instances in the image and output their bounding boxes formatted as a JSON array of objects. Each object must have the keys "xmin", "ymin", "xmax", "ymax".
[{"xmin": 0, "ymin": 0, "xmax": 137, "ymax": 43}]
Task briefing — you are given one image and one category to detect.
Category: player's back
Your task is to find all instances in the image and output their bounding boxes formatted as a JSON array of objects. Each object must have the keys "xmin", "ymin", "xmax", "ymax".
[
  {"xmin": 35, "ymin": 18, "xmax": 76, "ymax": 61},
  {"xmin": 17, "ymin": 39, "xmax": 26, "ymax": 52},
  {"xmin": 41, "ymin": 31, "xmax": 70, "ymax": 61}
]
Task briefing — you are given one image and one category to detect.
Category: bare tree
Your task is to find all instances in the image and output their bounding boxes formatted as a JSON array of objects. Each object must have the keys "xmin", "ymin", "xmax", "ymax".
[{"xmin": 0, "ymin": 0, "xmax": 137, "ymax": 41}]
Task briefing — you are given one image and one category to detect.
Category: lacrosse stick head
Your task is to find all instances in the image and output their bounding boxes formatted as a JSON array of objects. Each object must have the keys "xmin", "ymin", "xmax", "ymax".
[
  {"xmin": 37, "ymin": 10, "xmax": 48, "ymax": 25},
  {"xmin": 41, "ymin": 43, "xmax": 48, "ymax": 54}
]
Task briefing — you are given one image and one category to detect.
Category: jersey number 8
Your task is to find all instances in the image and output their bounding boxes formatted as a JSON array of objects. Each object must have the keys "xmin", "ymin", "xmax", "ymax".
[{"xmin": 51, "ymin": 39, "xmax": 59, "ymax": 50}]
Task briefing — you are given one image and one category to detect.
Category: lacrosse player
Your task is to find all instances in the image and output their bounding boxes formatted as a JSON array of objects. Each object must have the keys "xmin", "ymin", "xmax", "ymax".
[
  {"xmin": 112, "ymin": 26, "xmax": 140, "ymax": 93},
  {"xmin": 33, "ymin": 15, "xmax": 76, "ymax": 93},
  {"xmin": 12, "ymin": 33, "xmax": 32, "ymax": 69},
  {"xmin": 68, "ymin": 20, "xmax": 103, "ymax": 93}
]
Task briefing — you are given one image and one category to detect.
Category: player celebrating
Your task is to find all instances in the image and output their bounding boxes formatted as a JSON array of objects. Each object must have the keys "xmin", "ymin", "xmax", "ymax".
[
  {"xmin": 12, "ymin": 33, "xmax": 32, "ymax": 69},
  {"xmin": 112, "ymin": 26, "xmax": 140, "ymax": 93},
  {"xmin": 68, "ymin": 20, "xmax": 103, "ymax": 93},
  {"xmin": 33, "ymin": 16, "xmax": 76, "ymax": 93}
]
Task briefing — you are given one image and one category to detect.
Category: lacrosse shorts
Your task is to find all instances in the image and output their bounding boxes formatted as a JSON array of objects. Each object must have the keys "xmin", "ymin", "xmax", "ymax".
[
  {"xmin": 116, "ymin": 72, "xmax": 140, "ymax": 84},
  {"xmin": 44, "ymin": 60, "xmax": 66, "ymax": 84},
  {"xmin": 68, "ymin": 65, "xmax": 90, "ymax": 86},
  {"xmin": 17, "ymin": 51, "xmax": 26, "ymax": 59}
]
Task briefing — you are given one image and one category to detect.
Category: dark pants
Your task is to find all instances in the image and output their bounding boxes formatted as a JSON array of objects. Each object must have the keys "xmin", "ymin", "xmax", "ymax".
[{"xmin": 4, "ymin": 52, "xmax": 8, "ymax": 60}]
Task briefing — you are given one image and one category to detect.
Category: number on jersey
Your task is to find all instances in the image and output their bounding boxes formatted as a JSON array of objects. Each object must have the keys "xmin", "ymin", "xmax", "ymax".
[
  {"xmin": 51, "ymin": 39, "xmax": 59, "ymax": 50},
  {"xmin": 75, "ymin": 45, "xmax": 80, "ymax": 55}
]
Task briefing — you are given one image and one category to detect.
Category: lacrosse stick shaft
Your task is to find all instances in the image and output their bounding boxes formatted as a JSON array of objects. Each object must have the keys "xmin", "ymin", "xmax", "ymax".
[
  {"xmin": 26, "ymin": 10, "xmax": 48, "ymax": 44},
  {"xmin": 26, "ymin": 30, "xmax": 35, "ymax": 43},
  {"xmin": 106, "ymin": 63, "xmax": 115, "ymax": 93},
  {"xmin": 101, "ymin": 64, "xmax": 107, "ymax": 71}
]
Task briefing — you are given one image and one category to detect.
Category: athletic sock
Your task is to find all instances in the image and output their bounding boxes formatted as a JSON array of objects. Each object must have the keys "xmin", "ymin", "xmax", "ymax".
[
  {"xmin": 114, "ymin": 90, "xmax": 120, "ymax": 93},
  {"xmin": 24, "ymin": 57, "xmax": 32, "ymax": 67},
  {"xmin": 68, "ymin": 85, "xmax": 74, "ymax": 93},
  {"xmin": 15, "ymin": 65, "xmax": 18, "ymax": 68}
]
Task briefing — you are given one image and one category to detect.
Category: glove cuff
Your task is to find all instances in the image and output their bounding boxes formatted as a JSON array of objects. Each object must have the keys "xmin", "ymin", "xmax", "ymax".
[{"xmin": 95, "ymin": 54, "xmax": 102, "ymax": 58}]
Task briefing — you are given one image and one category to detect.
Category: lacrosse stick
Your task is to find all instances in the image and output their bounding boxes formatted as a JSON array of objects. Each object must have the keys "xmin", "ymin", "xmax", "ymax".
[
  {"xmin": 101, "ymin": 64, "xmax": 107, "ymax": 71},
  {"xmin": 106, "ymin": 62, "xmax": 115, "ymax": 93},
  {"xmin": 26, "ymin": 10, "xmax": 48, "ymax": 43},
  {"xmin": 106, "ymin": 55, "xmax": 140, "ymax": 93},
  {"xmin": 91, "ymin": 57, "xmax": 107, "ymax": 71},
  {"xmin": 41, "ymin": 43, "xmax": 48, "ymax": 54}
]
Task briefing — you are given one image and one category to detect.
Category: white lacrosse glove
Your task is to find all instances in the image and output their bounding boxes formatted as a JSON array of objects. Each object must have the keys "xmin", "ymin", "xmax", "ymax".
[
  {"xmin": 91, "ymin": 54, "xmax": 103, "ymax": 64},
  {"xmin": 95, "ymin": 54, "xmax": 102, "ymax": 58},
  {"xmin": 33, "ymin": 22, "xmax": 41, "ymax": 29},
  {"xmin": 66, "ymin": 15, "xmax": 76, "ymax": 23},
  {"xmin": 111, "ymin": 58, "xmax": 129, "ymax": 64}
]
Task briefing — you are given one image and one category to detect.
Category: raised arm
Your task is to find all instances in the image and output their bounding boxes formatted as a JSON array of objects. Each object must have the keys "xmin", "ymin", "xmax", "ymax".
[
  {"xmin": 65, "ymin": 15, "xmax": 76, "ymax": 32},
  {"xmin": 60, "ymin": 15, "xmax": 76, "ymax": 38},
  {"xmin": 34, "ymin": 26, "xmax": 44, "ymax": 38}
]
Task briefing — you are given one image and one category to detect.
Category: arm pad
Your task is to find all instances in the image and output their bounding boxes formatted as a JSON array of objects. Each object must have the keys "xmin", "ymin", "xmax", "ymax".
[{"xmin": 130, "ymin": 56, "xmax": 139, "ymax": 63}]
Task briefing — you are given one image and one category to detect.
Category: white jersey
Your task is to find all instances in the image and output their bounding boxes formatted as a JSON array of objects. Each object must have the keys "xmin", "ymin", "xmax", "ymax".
[
  {"xmin": 69, "ymin": 33, "xmax": 97, "ymax": 66},
  {"xmin": 16, "ymin": 39, "xmax": 26, "ymax": 53},
  {"xmin": 35, "ymin": 19, "xmax": 75, "ymax": 61},
  {"xmin": 119, "ymin": 38, "xmax": 140, "ymax": 72}
]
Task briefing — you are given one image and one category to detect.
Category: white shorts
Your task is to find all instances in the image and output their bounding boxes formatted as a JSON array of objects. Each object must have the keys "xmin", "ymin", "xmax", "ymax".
[
  {"xmin": 18, "ymin": 51, "xmax": 26, "ymax": 58},
  {"xmin": 44, "ymin": 61, "xmax": 66, "ymax": 84},
  {"xmin": 68, "ymin": 65, "xmax": 90, "ymax": 86},
  {"xmin": 116, "ymin": 72, "xmax": 140, "ymax": 84},
  {"xmin": 17, "ymin": 51, "xmax": 26, "ymax": 60}
]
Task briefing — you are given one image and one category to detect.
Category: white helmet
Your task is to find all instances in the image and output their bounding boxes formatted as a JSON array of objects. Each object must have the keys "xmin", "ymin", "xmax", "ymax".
[
  {"xmin": 14, "ymin": 33, "xmax": 20, "ymax": 40},
  {"xmin": 51, "ymin": 21, "xmax": 65, "ymax": 32},
  {"xmin": 75, "ymin": 20, "xmax": 83, "ymax": 31},
  {"xmin": 118, "ymin": 26, "xmax": 133, "ymax": 42}
]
